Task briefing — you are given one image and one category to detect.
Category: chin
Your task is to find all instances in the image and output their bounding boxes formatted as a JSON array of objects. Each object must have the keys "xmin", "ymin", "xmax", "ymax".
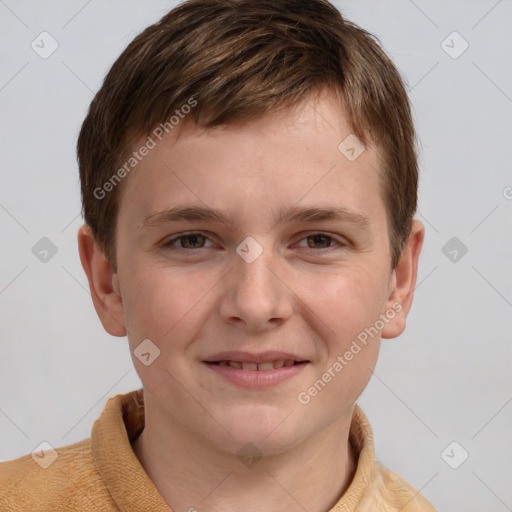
[{"xmin": 213, "ymin": 406, "xmax": 308, "ymax": 456}]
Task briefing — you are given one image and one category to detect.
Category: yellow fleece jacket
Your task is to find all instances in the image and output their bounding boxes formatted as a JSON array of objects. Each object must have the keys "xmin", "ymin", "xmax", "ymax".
[{"xmin": 0, "ymin": 389, "xmax": 436, "ymax": 511}]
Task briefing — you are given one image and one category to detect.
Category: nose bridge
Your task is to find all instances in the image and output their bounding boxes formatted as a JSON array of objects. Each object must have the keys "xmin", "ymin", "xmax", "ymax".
[
  {"xmin": 236, "ymin": 244, "xmax": 275, "ymax": 293},
  {"xmin": 221, "ymin": 236, "xmax": 292, "ymax": 328},
  {"xmin": 234, "ymin": 238, "xmax": 279, "ymax": 303}
]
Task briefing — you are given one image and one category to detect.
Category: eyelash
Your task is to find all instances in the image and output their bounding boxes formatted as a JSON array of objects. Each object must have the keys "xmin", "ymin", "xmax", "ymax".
[{"xmin": 162, "ymin": 232, "xmax": 346, "ymax": 254}]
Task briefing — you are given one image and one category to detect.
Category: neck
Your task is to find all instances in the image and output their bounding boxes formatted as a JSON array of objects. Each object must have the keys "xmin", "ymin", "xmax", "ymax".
[{"xmin": 133, "ymin": 398, "xmax": 357, "ymax": 512}]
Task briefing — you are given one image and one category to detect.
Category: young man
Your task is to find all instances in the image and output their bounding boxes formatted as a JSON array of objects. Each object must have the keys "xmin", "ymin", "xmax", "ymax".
[{"xmin": 0, "ymin": 0, "xmax": 436, "ymax": 510}]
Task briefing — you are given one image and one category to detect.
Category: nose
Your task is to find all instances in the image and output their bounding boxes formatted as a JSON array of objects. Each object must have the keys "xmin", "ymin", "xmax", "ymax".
[{"xmin": 218, "ymin": 242, "xmax": 294, "ymax": 332}]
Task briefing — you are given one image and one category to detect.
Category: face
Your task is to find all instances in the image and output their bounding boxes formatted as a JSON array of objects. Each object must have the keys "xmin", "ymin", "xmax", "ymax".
[{"xmin": 84, "ymin": 89, "xmax": 418, "ymax": 456}]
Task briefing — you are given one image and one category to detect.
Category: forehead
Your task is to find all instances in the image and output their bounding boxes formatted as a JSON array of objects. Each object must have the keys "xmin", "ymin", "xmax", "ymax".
[{"xmin": 117, "ymin": 90, "xmax": 385, "ymax": 228}]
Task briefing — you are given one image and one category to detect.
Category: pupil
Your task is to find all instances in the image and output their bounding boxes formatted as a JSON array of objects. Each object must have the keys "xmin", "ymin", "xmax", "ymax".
[
  {"xmin": 310, "ymin": 234, "xmax": 330, "ymax": 248},
  {"xmin": 184, "ymin": 234, "xmax": 202, "ymax": 248}
]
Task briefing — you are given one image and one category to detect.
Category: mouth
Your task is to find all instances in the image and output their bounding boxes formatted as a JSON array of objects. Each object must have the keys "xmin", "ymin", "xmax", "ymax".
[
  {"xmin": 203, "ymin": 353, "xmax": 310, "ymax": 388},
  {"xmin": 206, "ymin": 360, "xmax": 308, "ymax": 371}
]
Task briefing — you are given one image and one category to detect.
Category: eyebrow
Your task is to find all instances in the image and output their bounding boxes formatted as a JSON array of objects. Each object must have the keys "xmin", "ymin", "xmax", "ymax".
[{"xmin": 140, "ymin": 204, "xmax": 370, "ymax": 231}]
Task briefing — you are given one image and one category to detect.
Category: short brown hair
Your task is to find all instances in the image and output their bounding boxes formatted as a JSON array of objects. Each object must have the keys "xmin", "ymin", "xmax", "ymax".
[{"xmin": 77, "ymin": 0, "xmax": 418, "ymax": 271}]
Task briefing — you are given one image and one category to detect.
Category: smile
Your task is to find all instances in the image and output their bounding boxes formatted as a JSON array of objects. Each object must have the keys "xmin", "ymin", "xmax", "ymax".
[
  {"xmin": 204, "ymin": 360, "xmax": 309, "ymax": 388},
  {"xmin": 211, "ymin": 360, "xmax": 299, "ymax": 371}
]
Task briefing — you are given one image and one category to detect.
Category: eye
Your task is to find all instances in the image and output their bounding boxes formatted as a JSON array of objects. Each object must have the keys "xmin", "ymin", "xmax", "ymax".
[
  {"xmin": 161, "ymin": 231, "xmax": 345, "ymax": 255},
  {"xmin": 163, "ymin": 232, "xmax": 213, "ymax": 252},
  {"xmin": 296, "ymin": 232, "xmax": 343, "ymax": 250}
]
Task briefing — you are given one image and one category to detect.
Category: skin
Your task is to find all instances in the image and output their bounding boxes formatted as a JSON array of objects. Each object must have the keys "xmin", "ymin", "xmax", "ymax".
[{"xmin": 78, "ymin": 88, "xmax": 424, "ymax": 512}]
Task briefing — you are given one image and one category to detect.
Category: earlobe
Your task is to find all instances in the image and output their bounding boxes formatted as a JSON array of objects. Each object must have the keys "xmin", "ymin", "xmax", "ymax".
[
  {"xmin": 381, "ymin": 219, "xmax": 425, "ymax": 339},
  {"xmin": 77, "ymin": 224, "xmax": 127, "ymax": 337}
]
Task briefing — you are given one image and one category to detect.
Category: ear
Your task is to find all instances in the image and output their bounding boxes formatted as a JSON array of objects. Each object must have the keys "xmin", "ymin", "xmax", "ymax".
[
  {"xmin": 77, "ymin": 223, "xmax": 127, "ymax": 337},
  {"xmin": 381, "ymin": 219, "xmax": 425, "ymax": 339}
]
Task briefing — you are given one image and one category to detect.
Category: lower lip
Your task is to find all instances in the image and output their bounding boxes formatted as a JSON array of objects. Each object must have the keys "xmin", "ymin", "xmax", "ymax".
[{"xmin": 204, "ymin": 362, "xmax": 309, "ymax": 388}]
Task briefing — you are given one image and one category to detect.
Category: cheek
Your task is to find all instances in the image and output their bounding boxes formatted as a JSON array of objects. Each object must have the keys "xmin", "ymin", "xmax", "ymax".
[
  {"xmin": 309, "ymin": 264, "xmax": 389, "ymax": 340},
  {"xmin": 119, "ymin": 267, "xmax": 173, "ymax": 340},
  {"xmin": 122, "ymin": 265, "xmax": 217, "ymax": 350},
  {"xmin": 298, "ymin": 271, "xmax": 383, "ymax": 408},
  {"xmin": 121, "ymin": 269, "xmax": 203, "ymax": 391}
]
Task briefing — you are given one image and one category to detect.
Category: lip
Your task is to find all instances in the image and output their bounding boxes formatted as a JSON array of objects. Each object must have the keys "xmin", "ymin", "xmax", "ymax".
[
  {"xmin": 202, "ymin": 351, "xmax": 310, "ymax": 389},
  {"xmin": 204, "ymin": 361, "xmax": 309, "ymax": 388},
  {"xmin": 203, "ymin": 350, "xmax": 308, "ymax": 364}
]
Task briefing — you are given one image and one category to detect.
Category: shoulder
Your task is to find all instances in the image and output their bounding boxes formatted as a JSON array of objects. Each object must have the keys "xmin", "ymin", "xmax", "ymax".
[
  {"xmin": 344, "ymin": 406, "xmax": 437, "ymax": 511},
  {"xmin": 0, "ymin": 438, "xmax": 115, "ymax": 511},
  {"xmin": 370, "ymin": 462, "xmax": 437, "ymax": 511}
]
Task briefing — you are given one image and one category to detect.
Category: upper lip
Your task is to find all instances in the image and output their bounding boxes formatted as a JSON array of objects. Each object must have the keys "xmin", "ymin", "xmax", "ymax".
[{"xmin": 203, "ymin": 351, "xmax": 309, "ymax": 364}]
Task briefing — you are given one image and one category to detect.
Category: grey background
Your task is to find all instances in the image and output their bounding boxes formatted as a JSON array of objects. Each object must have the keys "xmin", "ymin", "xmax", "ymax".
[{"xmin": 1, "ymin": 0, "xmax": 511, "ymax": 509}]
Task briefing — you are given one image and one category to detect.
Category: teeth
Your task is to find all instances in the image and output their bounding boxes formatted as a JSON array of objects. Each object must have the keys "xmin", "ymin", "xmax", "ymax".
[{"xmin": 217, "ymin": 360, "xmax": 298, "ymax": 371}]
